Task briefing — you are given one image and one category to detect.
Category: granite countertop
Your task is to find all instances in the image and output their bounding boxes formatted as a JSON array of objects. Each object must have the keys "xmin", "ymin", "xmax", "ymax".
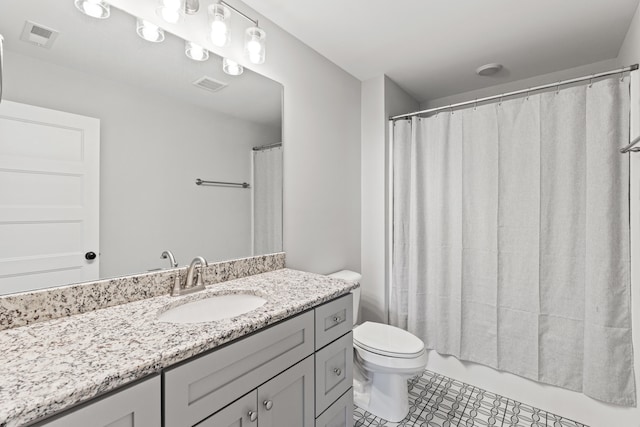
[{"xmin": 0, "ymin": 268, "xmax": 358, "ymax": 427}]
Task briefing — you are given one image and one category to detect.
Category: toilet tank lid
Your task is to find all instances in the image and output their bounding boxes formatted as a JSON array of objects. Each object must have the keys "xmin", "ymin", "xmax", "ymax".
[{"xmin": 328, "ymin": 270, "xmax": 362, "ymax": 282}]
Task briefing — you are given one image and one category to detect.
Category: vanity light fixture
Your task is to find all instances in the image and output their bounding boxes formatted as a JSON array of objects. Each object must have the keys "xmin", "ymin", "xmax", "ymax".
[
  {"xmin": 244, "ymin": 26, "xmax": 266, "ymax": 65},
  {"xmin": 209, "ymin": 3, "xmax": 231, "ymax": 47},
  {"xmin": 74, "ymin": 0, "xmax": 110, "ymax": 19},
  {"xmin": 136, "ymin": 19, "xmax": 165, "ymax": 43},
  {"xmin": 157, "ymin": 0, "xmax": 185, "ymax": 24},
  {"xmin": 213, "ymin": 1, "xmax": 267, "ymax": 64},
  {"xmin": 223, "ymin": 58, "xmax": 243, "ymax": 76},
  {"xmin": 185, "ymin": 41, "xmax": 209, "ymax": 61}
]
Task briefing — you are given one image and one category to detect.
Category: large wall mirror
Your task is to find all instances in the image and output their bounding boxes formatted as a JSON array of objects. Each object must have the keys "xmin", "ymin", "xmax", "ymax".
[{"xmin": 0, "ymin": 0, "xmax": 283, "ymax": 295}]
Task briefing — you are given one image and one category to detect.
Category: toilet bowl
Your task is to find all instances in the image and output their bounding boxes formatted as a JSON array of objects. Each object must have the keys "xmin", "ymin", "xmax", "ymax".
[{"xmin": 328, "ymin": 270, "xmax": 428, "ymax": 422}]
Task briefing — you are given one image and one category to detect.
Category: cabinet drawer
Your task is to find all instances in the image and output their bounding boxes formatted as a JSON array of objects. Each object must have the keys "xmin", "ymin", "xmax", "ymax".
[
  {"xmin": 315, "ymin": 388, "xmax": 353, "ymax": 427},
  {"xmin": 315, "ymin": 331, "xmax": 353, "ymax": 415},
  {"xmin": 315, "ymin": 293, "xmax": 353, "ymax": 350},
  {"xmin": 34, "ymin": 376, "xmax": 160, "ymax": 427},
  {"xmin": 164, "ymin": 311, "xmax": 315, "ymax": 427}
]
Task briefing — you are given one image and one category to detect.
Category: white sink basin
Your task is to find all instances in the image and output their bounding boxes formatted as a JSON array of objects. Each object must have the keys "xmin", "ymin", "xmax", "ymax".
[{"xmin": 158, "ymin": 294, "xmax": 267, "ymax": 324}]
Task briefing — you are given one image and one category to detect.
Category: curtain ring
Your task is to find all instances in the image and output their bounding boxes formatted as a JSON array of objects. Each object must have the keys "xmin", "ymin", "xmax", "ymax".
[
  {"xmin": 526, "ymin": 89, "xmax": 530, "ymax": 100},
  {"xmin": 589, "ymin": 75, "xmax": 594, "ymax": 88},
  {"xmin": 473, "ymin": 99, "xmax": 478, "ymax": 110},
  {"xmin": 449, "ymin": 105, "xmax": 454, "ymax": 115},
  {"xmin": 499, "ymin": 95, "xmax": 503, "ymax": 106},
  {"xmin": 621, "ymin": 71, "xmax": 626, "ymax": 82},
  {"xmin": 555, "ymin": 82, "xmax": 560, "ymax": 94}
]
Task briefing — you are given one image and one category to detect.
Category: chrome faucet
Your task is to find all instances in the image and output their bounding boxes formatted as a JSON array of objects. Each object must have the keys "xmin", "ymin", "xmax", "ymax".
[{"xmin": 172, "ymin": 256, "xmax": 208, "ymax": 296}]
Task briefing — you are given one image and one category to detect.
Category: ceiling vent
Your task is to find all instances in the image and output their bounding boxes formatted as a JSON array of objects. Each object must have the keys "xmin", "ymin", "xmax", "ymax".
[
  {"xmin": 20, "ymin": 21, "xmax": 59, "ymax": 49},
  {"xmin": 193, "ymin": 76, "xmax": 228, "ymax": 93}
]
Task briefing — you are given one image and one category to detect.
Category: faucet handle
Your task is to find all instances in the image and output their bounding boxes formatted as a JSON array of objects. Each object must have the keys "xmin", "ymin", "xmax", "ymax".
[{"xmin": 195, "ymin": 266, "xmax": 205, "ymax": 287}]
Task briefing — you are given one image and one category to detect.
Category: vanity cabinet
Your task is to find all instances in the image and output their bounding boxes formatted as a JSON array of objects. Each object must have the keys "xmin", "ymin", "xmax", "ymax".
[
  {"xmin": 28, "ymin": 293, "xmax": 354, "ymax": 427},
  {"xmin": 32, "ymin": 376, "xmax": 160, "ymax": 427}
]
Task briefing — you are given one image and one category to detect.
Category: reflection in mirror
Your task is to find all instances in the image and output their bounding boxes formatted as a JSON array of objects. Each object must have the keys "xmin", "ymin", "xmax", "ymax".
[{"xmin": 0, "ymin": 0, "xmax": 283, "ymax": 295}]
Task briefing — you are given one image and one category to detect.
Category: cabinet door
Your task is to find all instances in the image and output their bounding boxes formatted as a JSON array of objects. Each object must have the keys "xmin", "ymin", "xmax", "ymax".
[
  {"xmin": 195, "ymin": 392, "xmax": 257, "ymax": 427},
  {"xmin": 36, "ymin": 376, "xmax": 160, "ymax": 427},
  {"xmin": 315, "ymin": 389, "xmax": 353, "ymax": 427},
  {"xmin": 257, "ymin": 355, "xmax": 314, "ymax": 427}
]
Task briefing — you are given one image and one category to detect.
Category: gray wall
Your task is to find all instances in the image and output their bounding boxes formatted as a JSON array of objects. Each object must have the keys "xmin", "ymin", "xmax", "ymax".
[
  {"xmin": 360, "ymin": 76, "xmax": 418, "ymax": 324},
  {"xmin": 4, "ymin": 51, "xmax": 281, "ymax": 278}
]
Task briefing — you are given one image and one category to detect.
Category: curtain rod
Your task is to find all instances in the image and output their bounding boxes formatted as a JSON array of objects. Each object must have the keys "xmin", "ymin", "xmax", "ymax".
[
  {"xmin": 391, "ymin": 64, "xmax": 639, "ymax": 121},
  {"xmin": 252, "ymin": 142, "xmax": 282, "ymax": 151}
]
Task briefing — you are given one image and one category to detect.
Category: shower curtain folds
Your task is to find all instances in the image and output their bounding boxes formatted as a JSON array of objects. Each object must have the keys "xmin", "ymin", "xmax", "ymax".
[{"xmin": 390, "ymin": 76, "xmax": 636, "ymax": 405}]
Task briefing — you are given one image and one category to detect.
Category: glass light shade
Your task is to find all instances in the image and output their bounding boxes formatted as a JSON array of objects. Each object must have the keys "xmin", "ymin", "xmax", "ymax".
[
  {"xmin": 74, "ymin": 0, "xmax": 110, "ymax": 19},
  {"xmin": 223, "ymin": 58, "xmax": 244, "ymax": 76},
  {"xmin": 244, "ymin": 27, "xmax": 266, "ymax": 65},
  {"xmin": 136, "ymin": 19, "xmax": 165, "ymax": 43},
  {"xmin": 157, "ymin": 0, "xmax": 184, "ymax": 24},
  {"xmin": 185, "ymin": 41, "xmax": 209, "ymax": 61},
  {"xmin": 208, "ymin": 3, "xmax": 231, "ymax": 47}
]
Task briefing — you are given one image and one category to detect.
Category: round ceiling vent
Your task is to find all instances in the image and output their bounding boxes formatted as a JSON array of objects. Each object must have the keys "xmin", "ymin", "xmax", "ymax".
[{"xmin": 476, "ymin": 63, "xmax": 503, "ymax": 76}]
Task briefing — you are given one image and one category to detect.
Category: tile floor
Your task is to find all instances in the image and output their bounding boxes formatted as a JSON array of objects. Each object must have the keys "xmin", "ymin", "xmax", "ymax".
[{"xmin": 353, "ymin": 370, "xmax": 588, "ymax": 427}]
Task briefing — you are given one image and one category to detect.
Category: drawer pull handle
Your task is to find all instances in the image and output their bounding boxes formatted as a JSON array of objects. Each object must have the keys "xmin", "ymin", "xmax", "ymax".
[
  {"xmin": 263, "ymin": 400, "xmax": 273, "ymax": 410},
  {"xmin": 333, "ymin": 316, "xmax": 342, "ymax": 323},
  {"xmin": 248, "ymin": 410, "xmax": 258, "ymax": 422},
  {"xmin": 333, "ymin": 368, "xmax": 342, "ymax": 376}
]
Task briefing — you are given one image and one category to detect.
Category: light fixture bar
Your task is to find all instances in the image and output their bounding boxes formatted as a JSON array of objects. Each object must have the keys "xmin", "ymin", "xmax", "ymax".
[{"xmin": 219, "ymin": 1, "xmax": 258, "ymax": 26}]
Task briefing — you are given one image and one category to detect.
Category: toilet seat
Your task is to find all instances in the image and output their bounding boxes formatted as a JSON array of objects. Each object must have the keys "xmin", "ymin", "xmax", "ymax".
[{"xmin": 353, "ymin": 321, "xmax": 425, "ymax": 358}]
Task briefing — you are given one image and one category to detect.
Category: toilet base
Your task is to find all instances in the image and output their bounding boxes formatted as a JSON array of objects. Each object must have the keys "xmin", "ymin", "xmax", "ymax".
[{"xmin": 354, "ymin": 372, "xmax": 410, "ymax": 422}]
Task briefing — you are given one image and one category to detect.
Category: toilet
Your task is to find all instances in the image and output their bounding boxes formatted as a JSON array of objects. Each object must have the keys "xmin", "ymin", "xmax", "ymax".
[{"xmin": 328, "ymin": 270, "xmax": 428, "ymax": 422}]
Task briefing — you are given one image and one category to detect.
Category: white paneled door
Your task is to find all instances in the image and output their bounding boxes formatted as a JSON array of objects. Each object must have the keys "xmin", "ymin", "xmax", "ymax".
[{"xmin": 0, "ymin": 101, "xmax": 100, "ymax": 294}]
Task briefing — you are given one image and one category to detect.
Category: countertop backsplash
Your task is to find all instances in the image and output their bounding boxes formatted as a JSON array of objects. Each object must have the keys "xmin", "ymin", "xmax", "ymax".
[{"xmin": 0, "ymin": 252, "xmax": 286, "ymax": 331}]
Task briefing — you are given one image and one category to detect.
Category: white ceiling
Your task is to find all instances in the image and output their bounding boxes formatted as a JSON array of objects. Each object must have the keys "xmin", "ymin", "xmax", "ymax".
[
  {"xmin": 0, "ymin": 0, "xmax": 282, "ymax": 127},
  {"xmin": 242, "ymin": 0, "xmax": 640, "ymax": 103}
]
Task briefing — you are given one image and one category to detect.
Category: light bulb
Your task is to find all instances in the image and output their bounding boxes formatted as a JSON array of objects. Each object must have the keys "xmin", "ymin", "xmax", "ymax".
[
  {"xmin": 210, "ymin": 20, "xmax": 228, "ymax": 47},
  {"xmin": 249, "ymin": 52, "xmax": 261, "ymax": 64},
  {"xmin": 83, "ymin": 2, "xmax": 102, "ymax": 17},
  {"xmin": 185, "ymin": 41, "xmax": 209, "ymax": 61},
  {"xmin": 157, "ymin": 0, "xmax": 184, "ymax": 23},
  {"xmin": 143, "ymin": 26, "xmax": 160, "ymax": 40},
  {"xmin": 74, "ymin": 0, "xmax": 110, "ymax": 19},
  {"xmin": 247, "ymin": 39, "xmax": 262, "ymax": 54},
  {"xmin": 136, "ymin": 19, "xmax": 165, "ymax": 43},
  {"xmin": 244, "ymin": 27, "xmax": 266, "ymax": 64},
  {"xmin": 208, "ymin": 4, "xmax": 231, "ymax": 47},
  {"xmin": 160, "ymin": 8, "xmax": 180, "ymax": 23},
  {"xmin": 223, "ymin": 58, "xmax": 244, "ymax": 76}
]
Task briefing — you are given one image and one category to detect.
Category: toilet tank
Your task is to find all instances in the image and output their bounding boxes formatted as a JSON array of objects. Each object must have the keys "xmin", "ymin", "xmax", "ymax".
[{"xmin": 327, "ymin": 270, "xmax": 362, "ymax": 326}]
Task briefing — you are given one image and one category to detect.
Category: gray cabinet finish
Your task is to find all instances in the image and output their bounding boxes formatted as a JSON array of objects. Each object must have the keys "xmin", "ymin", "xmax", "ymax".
[
  {"xmin": 164, "ymin": 311, "xmax": 315, "ymax": 427},
  {"xmin": 195, "ymin": 392, "xmax": 257, "ymax": 427},
  {"xmin": 28, "ymin": 294, "xmax": 355, "ymax": 427},
  {"xmin": 315, "ymin": 389, "xmax": 353, "ymax": 427},
  {"xmin": 34, "ymin": 376, "xmax": 160, "ymax": 427},
  {"xmin": 314, "ymin": 294, "xmax": 353, "ymax": 350},
  {"xmin": 258, "ymin": 356, "xmax": 315, "ymax": 427},
  {"xmin": 314, "ymin": 331, "xmax": 353, "ymax": 415}
]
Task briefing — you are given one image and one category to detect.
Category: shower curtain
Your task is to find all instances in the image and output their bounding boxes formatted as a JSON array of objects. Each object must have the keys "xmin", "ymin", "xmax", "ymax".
[
  {"xmin": 253, "ymin": 146, "xmax": 283, "ymax": 255},
  {"xmin": 390, "ymin": 77, "xmax": 636, "ymax": 405}
]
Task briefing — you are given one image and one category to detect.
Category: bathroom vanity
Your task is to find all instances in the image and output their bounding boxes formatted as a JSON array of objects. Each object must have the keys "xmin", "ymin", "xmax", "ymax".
[{"xmin": 0, "ymin": 265, "xmax": 357, "ymax": 427}]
